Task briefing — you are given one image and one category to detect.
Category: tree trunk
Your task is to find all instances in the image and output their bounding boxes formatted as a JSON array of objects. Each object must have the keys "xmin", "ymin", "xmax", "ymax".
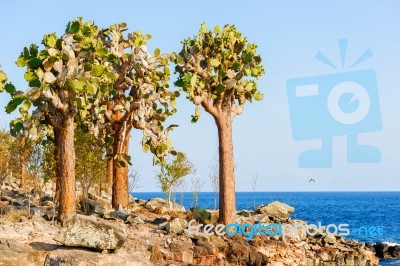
[
  {"xmin": 57, "ymin": 117, "xmax": 76, "ymax": 224},
  {"xmin": 216, "ymin": 116, "xmax": 236, "ymax": 225},
  {"xmin": 19, "ymin": 154, "xmax": 28, "ymax": 189},
  {"xmin": 53, "ymin": 128, "xmax": 61, "ymax": 203},
  {"xmin": 112, "ymin": 123, "xmax": 131, "ymax": 209},
  {"xmin": 107, "ymin": 156, "xmax": 113, "ymax": 194}
]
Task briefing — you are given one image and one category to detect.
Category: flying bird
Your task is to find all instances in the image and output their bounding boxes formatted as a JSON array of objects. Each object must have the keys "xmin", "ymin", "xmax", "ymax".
[{"xmin": 309, "ymin": 179, "xmax": 315, "ymax": 183}]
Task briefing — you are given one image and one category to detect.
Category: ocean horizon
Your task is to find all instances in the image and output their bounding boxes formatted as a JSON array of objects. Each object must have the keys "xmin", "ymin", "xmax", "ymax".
[{"xmin": 132, "ymin": 191, "xmax": 400, "ymax": 265}]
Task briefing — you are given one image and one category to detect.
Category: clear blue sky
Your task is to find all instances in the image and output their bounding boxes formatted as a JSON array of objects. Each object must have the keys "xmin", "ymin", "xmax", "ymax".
[{"xmin": 0, "ymin": 1, "xmax": 399, "ymax": 192}]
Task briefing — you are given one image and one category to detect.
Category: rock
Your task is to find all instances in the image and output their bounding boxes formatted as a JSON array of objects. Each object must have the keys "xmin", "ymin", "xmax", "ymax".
[
  {"xmin": 194, "ymin": 240, "xmax": 216, "ymax": 259},
  {"xmin": 0, "ymin": 195, "xmax": 12, "ymax": 202},
  {"xmin": 80, "ymin": 198, "xmax": 105, "ymax": 216},
  {"xmin": 226, "ymin": 237, "xmax": 269, "ymax": 265},
  {"xmin": 43, "ymin": 211, "xmax": 56, "ymax": 221},
  {"xmin": 41, "ymin": 200, "xmax": 54, "ymax": 207},
  {"xmin": 10, "ymin": 189, "xmax": 21, "ymax": 197},
  {"xmin": 44, "ymin": 248, "xmax": 152, "ymax": 266},
  {"xmin": 168, "ymin": 238, "xmax": 193, "ymax": 263},
  {"xmin": 253, "ymin": 214, "xmax": 271, "ymax": 223},
  {"xmin": 54, "ymin": 214, "xmax": 127, "ymax": 251},
  {"xmin": 135, "ymin": 199, "xmax": 146, "ymax": 205},
  {"xmin": 0, "ymin": 205, "xmax": 12, "ymax": 215},
  {"xmin": 166, "ymin": 218, "xmax": 188, "ymax": 234},
  {"xmin": 11, "ymin": 199, "xmax": 23, "ymax": 207},
  {"xmin": 40, "ymin": 194, "xmax": 53, "ymax": 202},
  {"xmin": 373, "ymin": 242, "xmax": 389, "ymax": 258},
  {"xmin": 169, "ymin": 203, "xmax": 185, "ymax": 212},
  {"xmin": 189, "ymin": 206, "xmax": 211, "ymax": 223},
  {"xmin": 153, "ymin": 206, "xmax": 168, "ymax": 214},
  {"xmin": 126, "ymin": 215, "xmax": 145, "ymax": 225},
  {"xmin": 144, "ymin": 198, "xmax": 167, "ymax": 212},
  {"xmin": 94, "ymin": 204, "xmax": 105, "ymax": 216},
  {"xmin": 151, "ymin": 217, "xmax": 168, "ymax": 225},
  {"xmin": 31, "ymin": 214, "xmax": 47, "ymax": 223},
  {"xmin": 375, "ymin": 243, "xmax": 400, "ymax": 259},
  {"xmin": 389, "ymin": 245, "xmax": 400, "ymax": 258},
  {"xmin": 18, "ymin": 216, "xmax": 29, "ymax": 223},
  {"xmin": 30, "ymin": 207, "xmax": 43, "ymax": 216},
  {"xmin": 0, "ymin": 184, "xmax": 13, "ymax": 191},
  {"xmin": 144, "ymin": 198, "xmax": 185, "ymax": 213},
  {"xmin": 0, "ymin": 238, "xmax": 46, "ymax": 265},
  {"xmin": 257, "ymin": 201, "xmax": 294, "ymax": 221},
  {"xmin": 110, "ymin": 205, "xmax": 129, "ymax": 221},
  {"xmin": 237, "ymin": 210, "xmax": 251, "ymax": 217}
]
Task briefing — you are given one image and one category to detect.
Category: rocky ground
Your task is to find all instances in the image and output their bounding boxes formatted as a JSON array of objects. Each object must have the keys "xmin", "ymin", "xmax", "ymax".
[{"xmin": 0, "ymin": 179, "xmax": 393, "ymax": 266}]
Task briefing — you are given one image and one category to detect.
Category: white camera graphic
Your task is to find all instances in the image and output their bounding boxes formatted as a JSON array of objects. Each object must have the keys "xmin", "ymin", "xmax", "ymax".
[{"xmin": 287, "ymin": 66, "xmax": 382, "ymax": 167}]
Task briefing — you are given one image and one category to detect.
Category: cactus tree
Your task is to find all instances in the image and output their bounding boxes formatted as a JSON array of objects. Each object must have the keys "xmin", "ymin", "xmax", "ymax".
[
  {"xmin": 1, "ymin": 18, "xmax": 118, "ymax": 223},
  {"xmin": 92, "ymin": 24, "xmax": 177, "ymax": 209},
  {"xmin": 174, "ymin": 24, "xmax": 265, "ymax": 224}
]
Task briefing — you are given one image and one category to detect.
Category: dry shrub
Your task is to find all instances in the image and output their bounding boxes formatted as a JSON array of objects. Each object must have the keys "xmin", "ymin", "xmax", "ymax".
[{"xmin": 3, "ymin": 209, "xmax": 29, "ymax": 222}]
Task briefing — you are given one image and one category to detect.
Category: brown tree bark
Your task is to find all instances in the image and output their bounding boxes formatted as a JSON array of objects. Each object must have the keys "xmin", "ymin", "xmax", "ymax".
[
  {"xmin": 57, "ymin": 117, "xmax": 76, "ymax": 224},
  {"xmin": 53, "ymin": 128, "xmax": 61, "ymax": 203},
  {"xmin": 216, "ymin": 116, "xmax": 236, "ymax": 225},
  {"xmin": 112, "ymin": 123, "xmax": 131, "ymax": 209}
]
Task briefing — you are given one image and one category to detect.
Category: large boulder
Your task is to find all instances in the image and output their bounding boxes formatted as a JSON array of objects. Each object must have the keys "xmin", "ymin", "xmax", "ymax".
[
  {"xmin": 54, "ymin": 214, "xmax": 127, "ymax": 251},
  {"xmin": 373, "ymin": 242, "xmax": 390, "ymax": 258},
  {"xmin": 144, "ymin": 198, "xmax": 166, "ymax": 211},
  {"xmin": 166, "ymin": 218, "xmax": 188, "ymax": 234},
  {"xmin": 144, "ymin": 198, "xmax": 185, "ymax": 213},
  {"xmin": 80, "ymin": 198, "xmax": 105, "ymax": 216},
  {"xmin": 389, "ymin": 245, "xmax": 400, "ymax": 258},
  {"xmin": 257, "ymin": 201, "xmax": 294, "ymax": 221}
]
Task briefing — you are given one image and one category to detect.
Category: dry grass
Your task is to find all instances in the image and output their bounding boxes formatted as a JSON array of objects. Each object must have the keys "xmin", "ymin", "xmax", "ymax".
[{"xmin": 2, "ymin": 209, "xmax": 29, "ymax": 222}]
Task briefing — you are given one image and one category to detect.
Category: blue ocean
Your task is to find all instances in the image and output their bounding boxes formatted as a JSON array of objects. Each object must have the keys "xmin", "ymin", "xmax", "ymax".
[{"xmin": 132, "ymin": 191, "xmax": 400, "ymax": 266}]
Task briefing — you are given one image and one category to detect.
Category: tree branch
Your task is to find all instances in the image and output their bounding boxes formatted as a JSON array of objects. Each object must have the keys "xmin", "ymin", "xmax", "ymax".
[
  {"xmin": 200, "ymin": 92, "xmax": 218, "ymax": 118},
  {"xmin": 41, "ymin": 90, "xmax": 67, "ymax": 114}
]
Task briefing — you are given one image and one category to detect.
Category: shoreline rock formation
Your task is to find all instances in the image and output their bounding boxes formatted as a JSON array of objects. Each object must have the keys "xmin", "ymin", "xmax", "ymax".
[{"xmin": 0, "ymin": 184, "xmax": 391, "ymax": 265}]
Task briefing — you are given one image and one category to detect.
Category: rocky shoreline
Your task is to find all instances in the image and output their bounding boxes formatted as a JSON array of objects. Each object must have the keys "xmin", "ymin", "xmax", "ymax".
[{"xmin": 0, "ymin": 182, "xmax": 397, "ymax": 265}]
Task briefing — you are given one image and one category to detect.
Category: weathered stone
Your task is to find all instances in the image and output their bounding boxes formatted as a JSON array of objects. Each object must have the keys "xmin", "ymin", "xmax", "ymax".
[
  {"xmin": 144, "ymin": 198, "xmax": 166, "ymax": 212},
  {"xmin": 54, "ymin": 214, "xmax": 127, "ymax": 250},
  {"xmin": 144, "ymin": 198, "xmax": 185, "ymax": 213},
  {"xmin": 389, "ymin": 245, "xmax": 400, "ymax": 258},
  {"xmin": 41, "ymin": 200, "xmax": 54, "ymax": 207},
  {"xmin": 237, "ymin": 210, "xmax": 251, "ymax": 217},
  {"xmin": 257, "ymin": 201, "xmax": 294, "ymax": 221},
  {"xmin": 80, "ymin": 198, "xmax": 105, "ymax": 216},
  {"xmin": 373, "ymin": 242, "xmax": 389, "ymax": 258},
  {"xmin": 169, "ymin": 238, "xmax": 193, "ymax": 263},
  {"xmin": 0, "ymin": 195, "xmax": 12, "ymax": 202},
  {"xmin": 166, "ymin": 218, "xmax": 188, "ymax": 234},
  {"xmin": 126, "ymin": 215, "xmax": 145, "ymax": 225},
  {"xmin": 110, "ymin": 205, "xmax": 129, "ymax": 221},
  {"xmin": 11, "ymin": 200, "xmax": 23, "ymax": 207},
  {"xmin": 44, "ymin": 248, "xmax": 152, "ymax": 266},
  {"xmin": 43, "ymin": 211, "xmax": 56, "ymax": 221}
]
